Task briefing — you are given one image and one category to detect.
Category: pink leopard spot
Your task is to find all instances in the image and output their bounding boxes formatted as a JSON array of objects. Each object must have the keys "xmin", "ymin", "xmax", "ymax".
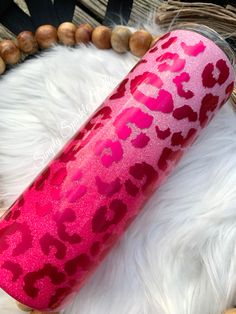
[
  {"xmin": 125, "ymin": 162, "xmax": 158, "ymax": 197},
  {"xmin": 95, "ymin": 139, "xmax": 123, "ymax": 167},
  {"xmin": 149, "ymin": 46, "xmax": 158, "ymax": 53},
  {"xmin": 161, "ymin": 36, "xmax": 177, "ymax": 49},
  {"xmin": 155, "ymin": 125, "xmax": 171, "ymax": 140},
  {"xmin": 156, "ymin": 52, "xmax": 185, "ymax": 72},
  {"xmin": 158, "ymin": 147, "xmax": 183, "ymax": 171},
  {"xmin": 39, "ymin": 233, "xmax": 66, "ymax": 260},
  {"xmin": 173, "ymin": 72, "xmax": 194, "ymax": 99},
  {"xmin": 171, "ymin": 128, "xmax": 197, "ymax": 147},
  {"xmin": 34, "ymin": 167, "xmax": 50, "ymax": 191},
  {"xmin": 23, "ymin": 264, "xmax": 65, "ymax": 298},
  {"xmin": 226, "ymin": 81, "xmax": 234, "ymax": 95},
  {"xmin": 159, "ymin": 32, "xmax": 170, "ymax": 41},
  {"xmin": 199, "ymin": 93, "xmax": 219, "ymax": 127},
  {"xmin": 131, "ymin": 132, "xmax": 150, "ymax": 148},
  {"xmin": 109, "ymin": 78, "xmax": 128, "ymax": 100},
  {"xmin": 51, "ymin": 167, "xmax": 67, "ymax": 186},
  {"xmin": 55, "ymin": 208, "xmax": 81, "ymax": 244},
  {"xmin": 181, "ymin": 40, "xmax": 206, "ymax": 56},
  {"xmin": 130, "ymin": 72, "xmax": 174, "ymax": 113},
  {"xmin": 202, "ymin": 59, "xmax": 229, "ymax": 88},
  {"xmin": 95, "ymin": 176, "xmax": 121, "ymax": 196},
  {"xmin": 92, "ymin": 199, "xmax": 127, "ymax": 233},
  {"xmin": 0, "ymin": 222, "xmax": 32, "ymax": 256},
  {"xmin": 173, "ymin": 105, "xmax": 198, "ymax": 122},
  {"xmin": 113, "ymin": 107, "xmax": 153, "ymax": 140},
  {"xmin": 2, "ymin": 261, "xmax": 23, "ymax": 282}
]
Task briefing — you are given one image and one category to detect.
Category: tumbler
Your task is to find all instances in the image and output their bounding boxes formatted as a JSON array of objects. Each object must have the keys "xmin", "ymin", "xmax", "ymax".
[{"xmin": 0, "ymin": 24, "xmax": 234, "ymax": 311}]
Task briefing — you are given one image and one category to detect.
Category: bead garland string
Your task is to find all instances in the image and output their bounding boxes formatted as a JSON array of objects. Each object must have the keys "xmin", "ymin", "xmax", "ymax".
[
  {"xmin": 0, "ymin": 21, "xmax": 235, "ymax": 110},
  {"xmin": 0, "ymin": 22, "xmax": 159, "ymax": 75}
]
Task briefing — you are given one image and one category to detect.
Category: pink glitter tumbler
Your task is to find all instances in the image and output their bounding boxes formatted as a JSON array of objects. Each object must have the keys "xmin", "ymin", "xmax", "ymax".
[{"xmin": 0, "ymin": 25, "xmax": 235, "ymax": 311}]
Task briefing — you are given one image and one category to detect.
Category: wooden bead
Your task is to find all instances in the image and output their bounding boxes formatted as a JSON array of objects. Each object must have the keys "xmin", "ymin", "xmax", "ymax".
[
  {"xmin": 35, "ymin": 25, "xmax": 57, "ymax": 49},
  {"xmin": 224, "ymin": 309, "xmax": 236, "ymax": 314},
  {"xmin": 92, "ymin": 26, "xmax": 111, "ymax": 49},
  {"xmin": 150, "ymin": 35, "xmax": 161, "ymax": 48},
  {"xmin": 0, "ymin": 40, "xmax": 21, "ymax": 65},
  {"xmin": 58, "ymin": 22, "xmax": 76, "ymax": 46},
  {"xmin": 16, "ymin": 302, "xmax": 32, "ymax": 311},
  {"xmin": 129, "ymin": 30, "xmax": 153, "ymax": 57},
  {"xmin": 75, "ymin": 23, "xmax": 94, "ymax": 44},
  {"xmin": 17, "ymin": 31, "xmax": 38, "ymax": 54},
  {"xmin": 0, "ymin": 56, "xmax": 6, "ymax": 74},
  {"xmin": 111, "ymin": 26, "xmax": 132, "ymax": 53}
]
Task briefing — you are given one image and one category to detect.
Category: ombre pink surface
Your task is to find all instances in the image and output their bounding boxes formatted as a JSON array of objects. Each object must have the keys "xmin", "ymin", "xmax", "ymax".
[{"xmin": 0, "ymin": 30, "xmax": 234, "ymax": 311}]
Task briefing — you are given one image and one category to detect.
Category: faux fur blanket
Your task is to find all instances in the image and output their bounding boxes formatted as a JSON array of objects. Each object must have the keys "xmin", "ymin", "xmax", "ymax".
[{"xmin": 0, "ymin": 26, "xmax": 236, "ymax": 314}]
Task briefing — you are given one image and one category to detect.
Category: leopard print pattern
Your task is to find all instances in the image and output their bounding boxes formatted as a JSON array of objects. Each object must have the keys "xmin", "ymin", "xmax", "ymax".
[{"xmin": 0, "ymin": 30, "xmax": 234, "ymax": 311}]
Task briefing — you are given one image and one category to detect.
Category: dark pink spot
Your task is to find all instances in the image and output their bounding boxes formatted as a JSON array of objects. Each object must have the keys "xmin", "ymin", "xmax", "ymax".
[
  {"xmin": 181, "ymin": 41, "xmax": 206, "ymax": 56},
  {"xmin": 199, "ymin": 93, "xmax": 219, "ymax": 127},
  {"xmin": 56, "ymin": 208, "xmax": 81, "ymax": 244},
  {"xmin": 64, "ymin": 254, "xmax": 93, "ymax": 275},
  {"xmin": 51, "ymin": 167, "xmax": 67, "ymax": 186},
  {"xmin": 226, "ymin": 81, "xmax": 234, "ymax": 95},
  {"xmin": 85, "ymin": 106, "xmax": 112, "ymax": 131},
  {"xmin": 171, "ymin": 128, "xmax": 197, "ymax": 147},
  {"xmin": 202, "ymin": 59, "xmax": 229, "ymax": 88},
  {"xmin": 58, "ymin": 144, "xmax": 77, "ymax": 163},
  {"xmin": 95, "ymin": 176, "xmax": 121, "ymax": 196},
  {"xmin": 18, "ymin": 196, "xmax": 25, "ymax": 207},
  {"xmin": 131, "ymin": 132, "xmax": 150, "ymax": 148},
  {"xmin": 159, "ymin": 32, "xmax": 170, "ymax": 41},
  {"xmin": 155, "ymin": 125, "xmax": 171, "ymax": 139},
  {"xmin": 173, "ymin": 105, "xmax": 198, "ymax": 122},
  {"xmin": 128, "ymin": 162, "xmax": 158, "ymax": 192},
  {"xmin": 90, "ymin": 241, "xmax": 100, "ymax": 256},
  {"xmin": 35, "ymin": 167, "xmax": 50, "ymax": 191},
  {"xmin": 158, "ymin": 147, "xmax": 183, "ymax": 171},
  {"xmin": 2, "ymin": 261, "xmax": 23, "ymax": 282},
  {"xmin": 24, "ymin": 264, "xmax": 65, "ymax": 298},
  {"xmin": 161, "ymin": 36, "xmax": 177, "ymax": 49},
  {"xmin": 40, "ymin": 233, "xmax": 66, "ymax": 259},
  {"xmin": 125, "ymin": 179, "xmax": 139, "ymax": 196},
  {"xmin": 92, "ymin": 199, "xmax": 127, "ymax": 233},
  {"xmin": 0, "ymin": 222, "xmax": 32, "ymax": 256},
  {"xmin": 173, "ymin": 72, "xmax": 194, "ymax": 99},
  {"xmin": 12, "ymin": 210, "xmax": 21, "ymax": 220},
  {"xmin": 110, "ymin": 78, "xmax": 128, "ymax": 100},
  {"xmin": 149, "ymin": 45, "xmax": 158, "ymax": 53}
]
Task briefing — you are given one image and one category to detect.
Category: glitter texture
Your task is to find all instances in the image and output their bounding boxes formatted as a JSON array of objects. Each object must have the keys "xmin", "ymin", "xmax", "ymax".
[{"xmin": 0, "ymin": 29, "xmax": 234, "ymax": 311}]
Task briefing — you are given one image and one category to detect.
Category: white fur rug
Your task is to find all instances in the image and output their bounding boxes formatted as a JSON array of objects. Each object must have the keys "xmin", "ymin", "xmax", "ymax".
[{"xmin": 0, "ymin": 29, "xmax": 236, "ymax": 314}]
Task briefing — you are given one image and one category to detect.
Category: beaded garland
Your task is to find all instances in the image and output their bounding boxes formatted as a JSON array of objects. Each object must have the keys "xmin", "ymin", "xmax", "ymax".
[{"xmin": 0, "ymin": 22, "xmax": 159, "ymax": 75}]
